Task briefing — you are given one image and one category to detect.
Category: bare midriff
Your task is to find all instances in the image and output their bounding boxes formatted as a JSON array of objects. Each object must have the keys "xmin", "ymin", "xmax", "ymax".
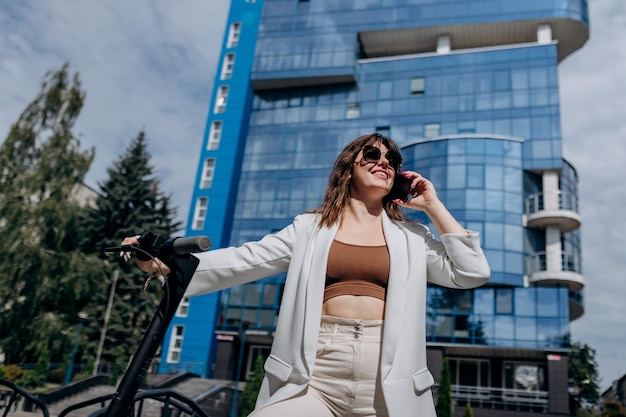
[{"xmin": 322, "ymin": 295, "xmax": 386, "ymax": 320}]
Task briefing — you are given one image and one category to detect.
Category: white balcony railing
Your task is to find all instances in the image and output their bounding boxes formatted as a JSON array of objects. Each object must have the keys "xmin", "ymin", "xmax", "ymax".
[
  {"xmin": 525, "ymin": 191, "xmax": 578, "ymax": 215},
  {"xmin": 525, "ymin": 191, "xmax": 582, "ymax": 232},
  {"xmin": 526, "ymin": 251, "xmax": 581, "ymax": 275},
  {"xmin": 432, "ymin": 384, "xmax": 549, "ymax": 413}
]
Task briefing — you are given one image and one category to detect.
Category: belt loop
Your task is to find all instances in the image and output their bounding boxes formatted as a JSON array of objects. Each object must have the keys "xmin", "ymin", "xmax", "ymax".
[{"xmin": 331, "ymin": 323, "xmax": 339, "ymax": 343}]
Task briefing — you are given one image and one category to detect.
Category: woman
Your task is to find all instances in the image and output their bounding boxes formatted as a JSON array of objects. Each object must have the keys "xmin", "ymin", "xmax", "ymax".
[{"xmin": 123, "ymin": 133, "xmax": 490, "ymax": 417}]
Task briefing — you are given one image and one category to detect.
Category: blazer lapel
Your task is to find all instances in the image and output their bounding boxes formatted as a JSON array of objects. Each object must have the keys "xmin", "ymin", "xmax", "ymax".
[
  {"xmin": 381, "ymin": 214, "xmax": 409, "ymax": 379},
  {"xmin": 302, "ymin": 222, "xmax": 338, "ymax": 371}
]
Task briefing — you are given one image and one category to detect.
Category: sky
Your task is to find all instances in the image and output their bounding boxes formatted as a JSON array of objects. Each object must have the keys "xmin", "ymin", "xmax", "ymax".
[{"xmin": 0, "ymin": 0, "xmax": 624, "ymax": 392}]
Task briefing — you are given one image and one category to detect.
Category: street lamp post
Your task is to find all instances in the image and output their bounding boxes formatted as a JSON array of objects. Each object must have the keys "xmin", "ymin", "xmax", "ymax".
[
  {"xmin": 93, "ymin": 269, "xmax": 119, "ymax": 375},
  {"xmin": 64, "ymin": 312, "xmax": 88, "ymax": 385}
]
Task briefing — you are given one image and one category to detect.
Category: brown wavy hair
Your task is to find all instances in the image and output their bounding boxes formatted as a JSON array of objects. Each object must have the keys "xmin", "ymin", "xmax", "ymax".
[{"xmin": 313, "ymin": 133, "xmax": 408, "ymax": 228}]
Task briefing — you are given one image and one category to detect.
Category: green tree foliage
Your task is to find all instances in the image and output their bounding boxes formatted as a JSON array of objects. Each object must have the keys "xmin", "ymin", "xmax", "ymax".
[
  {"xmin": 79, "ymin": 131, "xmax": 180, "ymax": 371},
  {"xmin": 239, "ymin": 356, "xmax": 265, "ymax": 417},
  {"xmin": 569, "ymin": 341, "xmax": 601, "ymax": 410},
  {"xmin": 602, "ymin": 400, "xmax": 626, "ymax": 417},
  {"xmin": 0, "ymin": 63, "xmax": 103, "ymax": 366},
  {"xmin": 17, "ymin": 348, "xmax": 50, "ymax": 389},
  {"xmin": 436, "ymin": 357, "xmax": 453, "ymax": 417},
  {"xmin": 576, "ymin": 406, "xmax": 602, "ymax": 417}
]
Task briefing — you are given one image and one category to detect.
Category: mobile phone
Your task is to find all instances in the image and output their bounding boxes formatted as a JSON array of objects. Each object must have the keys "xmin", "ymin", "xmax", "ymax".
[{"xmin": 388, "ymin": 174, "xmax": 412, "ymax": 202}]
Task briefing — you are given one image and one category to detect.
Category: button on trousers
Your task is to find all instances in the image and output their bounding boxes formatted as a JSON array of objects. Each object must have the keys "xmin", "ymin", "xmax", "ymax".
[{"xmin": 249, "ymin": 315, "xmax": 388, "ymax": 417}]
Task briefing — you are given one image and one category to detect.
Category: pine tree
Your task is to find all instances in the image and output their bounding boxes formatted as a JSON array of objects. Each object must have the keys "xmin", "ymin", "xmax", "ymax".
[
  {"xmin": 436, "ymin": 357, "xmax": 453, "ymax": 417},
  {"xmin": 569, "ymin": 341, "xmax": 601, "ymax": 410},
  {"xmin": 239, "ymin": 356, "xmax": 265, "ymax": 417},
  {"xmin": 79, "ymin": 131, "xmax": 181, "ymax": 372},
  {"xmin": 0, "ymin": 64, "xmax": 103, "ymax": 366}
]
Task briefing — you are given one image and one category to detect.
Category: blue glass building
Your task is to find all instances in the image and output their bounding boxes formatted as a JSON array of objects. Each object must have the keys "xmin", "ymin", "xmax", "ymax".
[{"xmin": 160, "ymin": 1, "xmax": 588, "ymax": 415}]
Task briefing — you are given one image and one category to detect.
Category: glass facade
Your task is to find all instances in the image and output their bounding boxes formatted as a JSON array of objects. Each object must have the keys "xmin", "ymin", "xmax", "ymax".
[
  {"xmin": 427, "ymin": 286, "xmax": 569, "ymax": 348},
  {"xmin": 162, "ymin": 1, "xmax": 589, "ymax": 413}
]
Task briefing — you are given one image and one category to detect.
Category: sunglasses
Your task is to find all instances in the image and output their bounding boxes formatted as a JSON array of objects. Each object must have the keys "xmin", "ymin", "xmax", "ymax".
[{"xmin": 361, "ymin": 145, "xmax": 401, "ymax": 170}]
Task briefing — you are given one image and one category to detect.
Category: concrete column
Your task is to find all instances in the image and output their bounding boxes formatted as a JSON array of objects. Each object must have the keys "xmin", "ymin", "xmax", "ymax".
[
  {"xmin": 543, "ymin": 172, "xmax": 562, "ymax": 271},
  {"xmin": 437, "ymin": 35, "xmax": 451, "ymax": 54},
  {"xmin": 546, "ymin": 226, "xmax": 562, "ymax": 272},
  {"xmin": 542, "ymin": 171, "xmax": 559, "ymax": 211},
  {"xmin": 538, "ymin": 23, "xmax": 552, "ymax": 44}
]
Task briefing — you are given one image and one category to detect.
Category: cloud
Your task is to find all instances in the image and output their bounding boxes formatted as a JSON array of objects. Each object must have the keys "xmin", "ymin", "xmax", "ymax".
[
  {"xmin": 560, "ymin": 0, "xmax": 626, "ymax": 389},
  {"xmin": 0, "ymin": 0, "xmax": 230, "ymax": 229}
]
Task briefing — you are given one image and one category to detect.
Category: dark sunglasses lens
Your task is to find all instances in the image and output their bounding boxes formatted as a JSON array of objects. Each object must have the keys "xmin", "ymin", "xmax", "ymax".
[
  {"xmin": 363, "ymin": 146, "xmax": 381, "ymax": 163},
  {"xmin": 387, "ymin": 153, "xmax": 399, "ymax": 168}
]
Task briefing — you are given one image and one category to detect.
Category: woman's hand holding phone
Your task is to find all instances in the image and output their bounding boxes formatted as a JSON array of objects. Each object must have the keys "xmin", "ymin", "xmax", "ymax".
[{"xmin": 391, "ymin": 171, "xmax": 440, "ymax": 211}]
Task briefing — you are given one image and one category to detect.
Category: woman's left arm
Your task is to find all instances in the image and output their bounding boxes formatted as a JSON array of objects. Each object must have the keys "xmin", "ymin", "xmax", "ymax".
[{"xmin": 395, "ymin": 171, "xmax": 490, "ymax": 287}]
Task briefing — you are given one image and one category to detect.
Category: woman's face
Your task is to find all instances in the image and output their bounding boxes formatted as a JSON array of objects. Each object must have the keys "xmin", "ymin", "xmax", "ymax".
[{"xmin": 349, "ymin": 142, "xmax": 398, "ymax": 201}]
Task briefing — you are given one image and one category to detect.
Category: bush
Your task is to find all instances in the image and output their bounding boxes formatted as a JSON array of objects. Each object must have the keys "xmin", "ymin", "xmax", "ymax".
[
  {"xmin": 1, "ymin": 364, "xmax": 23, "ymax": 382},
  {"xmin": 17, "ymin": 370, "xmax": 47, "ymax": 390},
  {"xmin": 16, "ymin": 351, "xmax": 50, "ymax": 389},
  {"xmin": 463, "ymin": 402, "xmax": 474, "ymax": 417},
  {"xmin": 48, "ymin": 368, "xmax": 66, "ymax": 384}
]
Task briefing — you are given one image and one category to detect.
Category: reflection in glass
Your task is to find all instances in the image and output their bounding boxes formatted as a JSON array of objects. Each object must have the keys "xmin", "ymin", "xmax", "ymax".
[
  {"xmin": 495, "ymin": 288, "xmax": 513, "ymax": 314},
  {"xmin": 495, "ymin": 315, "xmax": 514, "ymax": 342},
  {"xmin": 537, "ymin": 287, "xmax": 559, "ymax": 317},
  {"xmin": 505, "ymin": 363, "xmax": 545, "ymax": 391}
]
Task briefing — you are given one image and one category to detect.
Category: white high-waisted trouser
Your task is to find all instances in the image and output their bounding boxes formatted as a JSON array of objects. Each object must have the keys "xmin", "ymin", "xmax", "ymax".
[{"xmin": 249, "ymin": 315, "xmax": 388, "ymax": 417}]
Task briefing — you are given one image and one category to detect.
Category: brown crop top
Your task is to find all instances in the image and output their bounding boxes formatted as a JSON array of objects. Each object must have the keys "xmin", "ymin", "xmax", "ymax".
[{"xmin": 324, "ymin": 240, "xmax": 390, "ymax": 302}]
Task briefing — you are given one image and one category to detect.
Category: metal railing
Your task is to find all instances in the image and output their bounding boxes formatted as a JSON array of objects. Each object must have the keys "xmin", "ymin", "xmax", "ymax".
[
  {"xmin": 57, "ymin": 388, "xmax": 211, "ymax": 417},
  {"xmin": 525, "ymin": 191, "xmax": 579, "ymax": 215},
  {"xmin": 0, "ymin": 378, "xmax": 49, "ymax": 417},
  {"xmin": 38, "ymin": 375, "xmax": 110, "ymax": 405},
  {"xmin": 434, "ymin": 383, "xmax": 550, "ymax": 413},
  {"xmin": 526, "ymin": 251, "xmax": 581, "ymax": 275}
]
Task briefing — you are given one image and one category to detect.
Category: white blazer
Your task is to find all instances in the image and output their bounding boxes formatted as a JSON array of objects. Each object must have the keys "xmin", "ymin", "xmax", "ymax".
[{"xmin": 186, "ymin": 212, "xmax": 490, "ymax": 417}]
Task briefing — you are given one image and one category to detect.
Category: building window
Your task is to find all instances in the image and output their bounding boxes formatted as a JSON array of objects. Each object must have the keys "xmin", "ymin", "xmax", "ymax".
[
  {"xmin": 208, "ymin": 121, "xmax": 222, "ymax": 150},
  {"xmin": 200, "ymin": 158, "xmax": 216, "ymax": 189},
  {"xmin": 227, "ymin": 22, "xmax": 241, "ymax": 48},
  {"xmin": 246, "ymin": 346, "xmax": 271, "ymax": 379},
  {"xmin": 176, "ymin": 297, "xmax": 190, "ymax": 317},
  {"xmin": 424, "ymin": 123, "xmax": 440, "ymax": 138},
  {"xmin": 495, "ymin": 288, "xmax": 513, "ymax": 314},
  {"xmin": 450, "ymin": 358, "xmax": 490, "ymax": 389},
  {"xmin": 457, "ymin": 291, "xmax": 472, "ymax": 312},
  {"xmin": 167, "ymin": 325, "xmax": 185, "ymax": 363},
  {"xmin": 214, "ymin": 86, "xmax": 229, "ymax": 114},
  {"xmin": 345, "ymin": 103, "xmax": 360, "ymax": 119},
  {"xmin": 376, "ymin": 126, "xmax": 391, "ymax": 137},
  {"xmin": 221, "ymin": 54, "xmax": 235, "ymax": 80},
  {"xmin": 411, "ymin": 77, "xmax": 425, "ymax": 95},
  {"xmin": 192, "ymin": 197, "xmax": 208, "ymax": 230},
  {"xmin": 504, "ymin": 362, "xmax": 546, "ymax": 391}
]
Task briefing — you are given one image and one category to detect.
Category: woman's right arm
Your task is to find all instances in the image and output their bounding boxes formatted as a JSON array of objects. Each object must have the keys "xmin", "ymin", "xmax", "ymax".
[
  {"xmin": 185, "ymin": 221, "xmax": 297, "ymax": 296},
  {"xmin": 123, "ymin": 216, "xmax": 301, "ymax": 296}
]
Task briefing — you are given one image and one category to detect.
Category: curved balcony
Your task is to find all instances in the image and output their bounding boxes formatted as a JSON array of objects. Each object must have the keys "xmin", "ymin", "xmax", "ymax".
[
  {"xmin": 525, "ymin": 252, "xmax": 585, "ymax": 291},
  {"xmin": 569, "ymin": 290, "xmax": 584, "ymax": 321},
  {"xmin": 525, "ymin": 192, "xmax": 581, "ymax": 232}
]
